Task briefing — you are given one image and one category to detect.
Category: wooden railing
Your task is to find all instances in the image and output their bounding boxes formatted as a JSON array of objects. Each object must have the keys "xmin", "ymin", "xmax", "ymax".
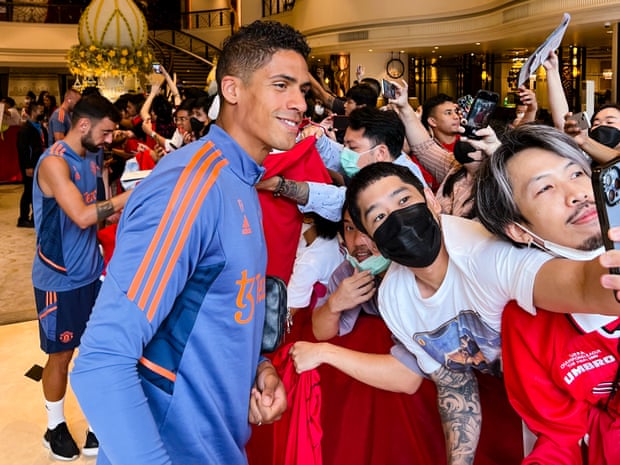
[
  {"xmin": 150, "ymin": 30, "xmax": 221, "ymax": 64},
  {"xmin": 262, "ymin": 0, "xmax": 295, "ymax": 17},
  {"xmin": 180, "ymin": 8, "xmax": 231, "ymax": 30}
]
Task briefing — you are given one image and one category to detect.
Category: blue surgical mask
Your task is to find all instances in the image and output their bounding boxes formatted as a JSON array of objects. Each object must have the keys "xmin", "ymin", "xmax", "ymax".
[
  {"xmin": 340, "ymin": 146, "xmax": 375, "ymax": 177},
  {"xmin": 345, "ymin": 249, "xmax": 391, "ymax": 275}
]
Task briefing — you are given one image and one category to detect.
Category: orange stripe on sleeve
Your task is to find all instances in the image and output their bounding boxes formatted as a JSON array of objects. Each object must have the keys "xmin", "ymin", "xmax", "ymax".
[
  {"xmin": 139, "ymin": 356, "xmax": 177, "ymax": 382},
  {"xmin": 127, "ymin": 142, "xmax": 215, "ymax": 305},
  {"xmin": 145, "ymin": 157, "xmax": 228, "ymax": 321},
  {"xmin": 136, "ymin": 150, "xmax": 222, "ymax": 311}
]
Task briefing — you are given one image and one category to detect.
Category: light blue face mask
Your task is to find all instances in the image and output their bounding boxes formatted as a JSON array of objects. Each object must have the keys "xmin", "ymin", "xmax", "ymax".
[
  {"xmin": 340, "ymin": 146, "xmax": 376, "ymax": 177},
  {"xmin": 345, "ymin": 250, "xmax": 391, "ymax": 275}
]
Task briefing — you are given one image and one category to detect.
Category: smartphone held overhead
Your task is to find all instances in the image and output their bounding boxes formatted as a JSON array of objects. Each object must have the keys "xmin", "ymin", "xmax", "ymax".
[
  {"xmin": 152, "ymin": 62, "xmax": 162, "ymax": 74},
  {"xmin": 572, "ymin": 111, "xmax": 590, "ymax": 131},
  {"xmin": 382, "ymin": 79, "xmax": 397, "ymax": 100},
  {"xmin": 463, "ymin": 90, "xmax": 499, "ymax": 138}
]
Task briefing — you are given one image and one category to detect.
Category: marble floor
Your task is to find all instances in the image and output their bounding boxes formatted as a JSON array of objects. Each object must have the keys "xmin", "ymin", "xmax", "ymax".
[
  {"xmin": 0, "ymin": 184, "xmax": 94, "ymax": 463},
  {"xmin": 1, "ymin": 320, "xmax": 95, "ymax": 464}
]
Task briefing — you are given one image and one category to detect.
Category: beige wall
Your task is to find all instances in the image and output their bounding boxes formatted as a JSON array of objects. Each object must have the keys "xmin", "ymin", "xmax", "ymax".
[
  {"xmin": 287, "ymin": 0, "xmax": 507, "ymax": 32},
  {"xmin": 0, "ymin": 22, "xmax": 77, "ymax": 68}
]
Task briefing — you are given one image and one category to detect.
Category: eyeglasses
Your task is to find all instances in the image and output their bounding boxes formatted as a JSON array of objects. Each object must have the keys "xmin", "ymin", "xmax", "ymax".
[{"xmin": 174, "ymin": 116, "xmax": 190, "ymax": 123}]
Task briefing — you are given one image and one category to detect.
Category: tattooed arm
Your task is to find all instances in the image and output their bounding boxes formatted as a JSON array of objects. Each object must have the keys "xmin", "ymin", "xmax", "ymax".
[
  {"xmin": 430, "ymin": 366, "xmax": 481, "ymax": 465},
  {"xmin": 255, "ymin": 176, "xmax": 310, "ymax": 205}
]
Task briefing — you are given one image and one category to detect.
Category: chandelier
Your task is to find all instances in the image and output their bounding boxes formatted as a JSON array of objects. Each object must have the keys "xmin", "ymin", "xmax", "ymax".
[{"xmin": 67, "ymin": 0, "xmax": 153, "ymax": 101}]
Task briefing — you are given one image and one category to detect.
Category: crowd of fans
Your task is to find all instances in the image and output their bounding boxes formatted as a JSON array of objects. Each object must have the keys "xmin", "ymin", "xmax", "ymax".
[{"xmin": 13, "ymin": 31, "xmax": 620, "ymax": 465}]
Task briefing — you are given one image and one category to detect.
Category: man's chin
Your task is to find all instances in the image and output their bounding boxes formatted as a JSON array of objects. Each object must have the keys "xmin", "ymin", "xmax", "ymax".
[{"xmin": 579, "ymin": 234, "xmax": 604, "ymax": 251}]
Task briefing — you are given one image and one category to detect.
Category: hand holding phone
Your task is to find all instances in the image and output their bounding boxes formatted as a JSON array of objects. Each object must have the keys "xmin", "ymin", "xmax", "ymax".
[
  {"xmin": 463, "ymin": 90, "xmax": 499, "ymax": 139},
  {"xmin": 572, "ymin": 111, "xmax": 590, "ymax": 131},
  {"xmin": 382, "ymin": 79, "xmax": 397, "ymax": 100},
  {"xmin": 152, "ymin": 62, "xmax": 162, "ymax": 74},
  {"xmin": 592, "ymin": 157, "xmax": 620, "ymax": 299}
]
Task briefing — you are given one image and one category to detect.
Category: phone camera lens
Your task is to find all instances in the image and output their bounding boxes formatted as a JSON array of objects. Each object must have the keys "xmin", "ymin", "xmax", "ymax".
[{"xmin": 608, "ymin": 189, "xmax": 616, "ymax": 203}]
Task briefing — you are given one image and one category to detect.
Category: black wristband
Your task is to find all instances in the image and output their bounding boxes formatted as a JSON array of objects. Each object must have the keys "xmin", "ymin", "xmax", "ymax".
[{"xmin": 273, "ymin": 175, "xmax": 286, "ymax": 197}]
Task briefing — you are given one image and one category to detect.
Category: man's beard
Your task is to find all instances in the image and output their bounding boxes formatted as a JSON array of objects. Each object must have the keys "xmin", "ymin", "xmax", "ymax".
[
  {"xmin": 578, "ymin": 234, "xmax": 604, "ymax": 251},
  {"xmin": 81, "ymin": 132, "xmax": 100, "ymax": 152}
]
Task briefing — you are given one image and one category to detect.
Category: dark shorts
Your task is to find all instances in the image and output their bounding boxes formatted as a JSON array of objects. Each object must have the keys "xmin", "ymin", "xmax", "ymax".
[{"xmin": 34, "ymin": 279, "xmax": 101, "ymax": 353}]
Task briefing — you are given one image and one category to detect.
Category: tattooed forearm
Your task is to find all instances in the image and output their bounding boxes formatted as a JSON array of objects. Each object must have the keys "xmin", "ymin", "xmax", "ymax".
[
  {"xmin": 281, "ymin": 179, "xmax": 310, "ymax": 205},
  {"xmin": 430, "ymin": 366, "xmax": 481, "ymax": 465}
]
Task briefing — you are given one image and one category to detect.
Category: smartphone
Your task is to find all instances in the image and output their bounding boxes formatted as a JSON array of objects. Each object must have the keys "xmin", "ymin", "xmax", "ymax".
[
  {"xmin": 572, "ymin": 111, "xmax": 590, "ymax": 131},
  {"xmin": 463, "ymin": 90, "xmax": 499, "ymax": 138},
  {"xmin": 152, "ymin": 62, "xmax": 162, "ymax": 74},
  {"xmin": 457, "ymin": 94, "xmax": 474, "ymax": 119},
  {"xmin": 332, "ymin": 115, "xmax": 349, "ymax": 132},
  {"xmin": 592, "ymin": 157, "xmax": 620, "ymax": 285},
  {"xmin": 381, "ymin": 79, "xmax": 397, "ymax": 100}
]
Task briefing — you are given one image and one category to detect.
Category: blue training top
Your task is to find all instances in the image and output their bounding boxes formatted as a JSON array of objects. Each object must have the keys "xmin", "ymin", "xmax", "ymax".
[
  {"xmin": 47, "ymin": 107, "xmax": 71, "ymax": 146},
  {"xmin": 32, "ymin": 141, "xmax": 102, "ymax": 291},
  {"xmin": 72, "ymin": 125, "xmax": 268, "ymax": 465}
]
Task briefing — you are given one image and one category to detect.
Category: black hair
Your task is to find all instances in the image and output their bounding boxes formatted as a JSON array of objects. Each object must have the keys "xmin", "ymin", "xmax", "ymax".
[
  {"xmin": 114, "ymin": 94, "xmax": 131, "ymax": 112},
  {"xmin": 127, "ymin": 93, "xmax": 145, "ymax": 111},
  {"xmin": 348, "ymin": 106, "xmax": 404, "ymax": 159},
  {"xmin": 306, "ymin": 212, "xmax": 341, "ymax": 240},
  {"xmin": 182, "ymin": 87, "xmax": 209, "ymax": 100},
  {"xmin": 216, "ymin": 20, "xmax": 310, "ymax": 89},
  {"xmin": 2, "ymin": 96, "xmax": 15, "ymax": 107},
  {"xmin": 360, "ymin": 77, "xmax": 381, "ymax": 98},
  {"xmin": 421, "ymin": 93, "xmax": 454, "ymax": 129},
  {"xmin": 193, "ymin": 95, "xmax": 215, "ymax": 113},
  {"xmin": 81, "ymin": 86, "xmax": 100, "ymax": 98},
  {"xmin": 175, "ymin": 98, "xmax": 196, "ymax": 115},
  {"xmin": 23, "ymin": 100, "xmax": 44, "ymax": 116},
  {"xmin": 151, "ymin": 95, "xmax": 173, "ymax": 125},
  {"xmin": 592, "ymin": 104, "xmax": 620, "ymax": 125},
  {"xmin": 345, "ymin": 84, "xmax": 378, "ymax": 108},
  {"xmin": 71, "ymin": 94, "xmax": 121, "ymax": 126},
  {"xmin": 346, "ymin": 162, "xmax": 425, "ymax": 235}
]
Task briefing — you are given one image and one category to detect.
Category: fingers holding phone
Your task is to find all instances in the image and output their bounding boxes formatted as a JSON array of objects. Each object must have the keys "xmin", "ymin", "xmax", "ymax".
[{"xmin": 462, "ymin": 90, "xmax": 499, "ymax": 139}]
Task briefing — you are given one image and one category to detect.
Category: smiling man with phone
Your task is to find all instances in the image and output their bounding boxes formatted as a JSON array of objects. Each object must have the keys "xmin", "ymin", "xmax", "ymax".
[{"xmin": 475, "ymin": 123, "xmax": 620, "ymax": 464}]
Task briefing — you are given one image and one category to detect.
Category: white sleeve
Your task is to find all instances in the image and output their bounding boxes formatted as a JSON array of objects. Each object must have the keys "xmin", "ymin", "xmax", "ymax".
[
  {"xmin": 314, "ymin": 134, "xmax": 344, "ymax": 172},
  {"xmin": 298, "ymin": 183, "xmax": 345, "ymax": 222}
]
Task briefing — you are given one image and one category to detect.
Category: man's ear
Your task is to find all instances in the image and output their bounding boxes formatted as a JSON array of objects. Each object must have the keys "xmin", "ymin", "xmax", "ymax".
[
  {"xmin": 427, "ymin": 116, "xmax": 437, "ymax": 129},
  {"xmin": 219, "ymin": 76, "xmax": 241, "ymax": 105},
  {"xmin": 504, "ymin": 222, "xmax": 532, "ymax": 246},
  {"xmin": 78, "ymin": 117, "xmax": 90, "ymax": 133},
  {"xmin": 374, "ymin": 144, "xmax": 391, "ymax": 162}
]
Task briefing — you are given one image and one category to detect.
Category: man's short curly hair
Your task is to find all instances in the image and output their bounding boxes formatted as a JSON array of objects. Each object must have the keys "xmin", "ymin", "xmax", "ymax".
[{"xmin": 216, "ymin": 20, "xmax": 310, "ymax": 89}]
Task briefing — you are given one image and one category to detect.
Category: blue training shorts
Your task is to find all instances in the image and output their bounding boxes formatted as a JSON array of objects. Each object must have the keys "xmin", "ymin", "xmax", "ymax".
[{"xmin": 34, "ymin": 279, "xmax": 101, "ymax": 353}]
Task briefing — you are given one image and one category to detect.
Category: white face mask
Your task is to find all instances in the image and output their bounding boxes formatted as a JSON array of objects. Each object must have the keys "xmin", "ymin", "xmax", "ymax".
[{"xmin": 513, "ymin": 222, "xmax": 604, "ymax": 261}]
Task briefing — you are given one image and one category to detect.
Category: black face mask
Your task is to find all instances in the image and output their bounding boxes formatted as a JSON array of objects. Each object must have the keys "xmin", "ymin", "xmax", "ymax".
[
  {"xmin": 190, "ymin": 117, "xmax": 205, "ymax": 137},
  {"xmin": 35, "ymin": 114, "xmax": 45, "ymax": 122},
  {"xmin": 372, "ymin": 203, "xmax": 442, "ymax": 268},
  {"xmin": 453, "ymin": 141, "xmax": 477, "ymax": 164},
  {"xmin": 590, "ymin": 125, "xmax": 620, "ymax": 148}
]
